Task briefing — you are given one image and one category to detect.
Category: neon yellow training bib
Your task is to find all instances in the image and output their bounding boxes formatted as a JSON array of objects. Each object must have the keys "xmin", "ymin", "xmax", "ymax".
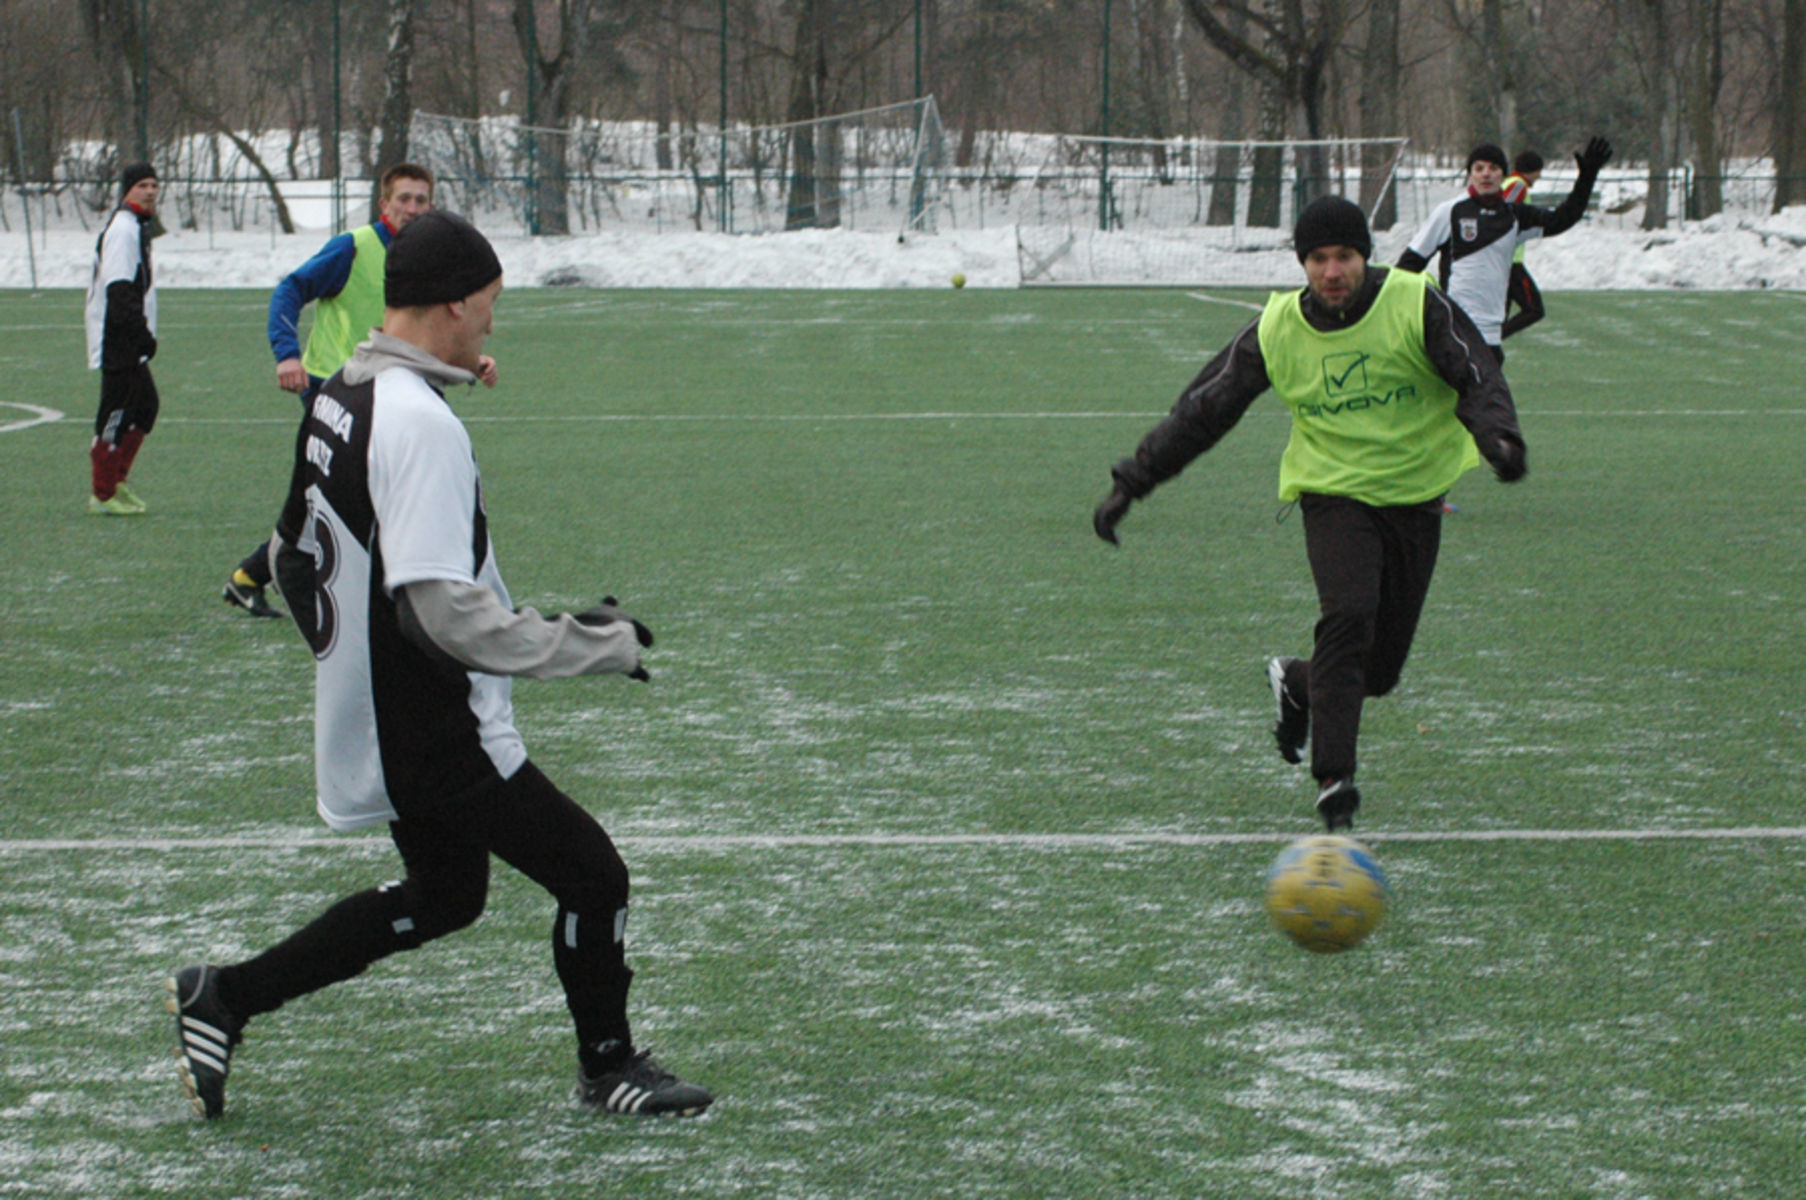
[
  {"xmin": 301, "ymin": 223, "xmax": 387, "ymax": 381},
  {"xmin": 1258, "ymin": 269, "xmax": 1480, "ymax": 506}
]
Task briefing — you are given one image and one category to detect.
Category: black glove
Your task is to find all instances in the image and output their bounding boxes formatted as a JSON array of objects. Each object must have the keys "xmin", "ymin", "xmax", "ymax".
[
  {"xmin": 575, "ymin": 595, "xmax": 653, "ymax": 681},
  {"xmin": 1093, "ymin": 486, "xmax": 1133, "ymax": 545},
  {"xmin": 1575, "ymin": 135, "xmax": 1612, "ymax": 176},
  {"xmin": 1488, "ymin": 435, "xmax": 1528, "ymax": 483}
]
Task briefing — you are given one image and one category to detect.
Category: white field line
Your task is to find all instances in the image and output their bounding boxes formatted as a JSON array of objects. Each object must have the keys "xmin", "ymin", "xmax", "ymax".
[
  {"xmin": 3, "ymin": 827, "xmax": 1804, "ymax": 854},
  {"xmin": 0, "ymin": 401, "xmax": 65, "ymax": 432},
  {"xmin": 145, "ymin": 408, "xmax": 1806, "ymax": 428},
  {"xmin": 1186, "ymin": 291, "xmax": 1267, "ymax": 311}
]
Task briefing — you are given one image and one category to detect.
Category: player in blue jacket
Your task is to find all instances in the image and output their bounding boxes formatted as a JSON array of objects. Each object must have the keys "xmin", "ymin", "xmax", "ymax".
[{"xmin": 223, "ymin": 165, "xmax": 493, "ymax": 616}]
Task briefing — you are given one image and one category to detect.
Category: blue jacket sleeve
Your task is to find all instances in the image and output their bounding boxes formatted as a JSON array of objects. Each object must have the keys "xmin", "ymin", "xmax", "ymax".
[{"xmin": 268, "ymin": 232, "xmax": 359, "ymax": 362}]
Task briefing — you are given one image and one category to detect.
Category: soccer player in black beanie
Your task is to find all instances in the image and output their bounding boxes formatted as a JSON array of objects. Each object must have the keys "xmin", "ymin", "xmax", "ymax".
[
  {"xmin": 82, "ymin": 162, "xmax": 161, "ymax": 514},
  {"xmin": 1093, "ymin": 195, "xmax": 1528, "ymax": 832},
  {"xmin": 164, "ymin": 212, "xmax": 713, "ymax": 1121},
  {"xmin": 1292, "ymin": 195, "xmax": 1373, "ymax": 265},
  {"xmin": 1398, "ymin": 135, "xmax": 1612, "ymax": 358}
]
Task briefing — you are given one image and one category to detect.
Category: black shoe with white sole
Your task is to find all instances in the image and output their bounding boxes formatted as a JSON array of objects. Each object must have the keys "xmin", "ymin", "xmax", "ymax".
[
  {"xmin": 222, "ymin": 574, "xmax": 281, "ymax": 619},
  {"xmin": 577, "ymin": 1050, "xmax": 712, "ymax": 1117},
  {"xmin": 165, "ymin": 964, "xmax": 242, "ymax": 1119}
]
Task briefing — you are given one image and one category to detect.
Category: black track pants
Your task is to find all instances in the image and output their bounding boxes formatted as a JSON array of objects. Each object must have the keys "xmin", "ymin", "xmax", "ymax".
[
  {"xmin": 1298, "ymin": 492, "xmax": 1443, "ymax": 782},
  {"xmin": 94, "ymin": 362, "xmax": 159, "ymax": 440},
  {"xmin": 1500, "ymin": 263, "xmax": 1545, "ymax": 340},
  {"xmin": 220, "ymin": 761, "xmax": 635, "ymax": 1061}
]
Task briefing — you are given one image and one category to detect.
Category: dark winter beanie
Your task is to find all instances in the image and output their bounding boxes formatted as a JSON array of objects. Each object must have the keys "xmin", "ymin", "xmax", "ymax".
[
  {"xmin": 385, "ymin": 211, "xmax": 503, "ymax": 307},
  {"xmin": 1292, "ymin": 196, "xmax": 1372, "ymax": 263},
  {"xmin": 1512, "ymin": 149, "xmax": 1545, "ymax": 175},
  {"xmin": 120, "ymin": 161, "xmax": 158, "ymax": 195},
  {"xmin": 1466, "ymin": 143, "xmax": 1509, "ymax": 172}
]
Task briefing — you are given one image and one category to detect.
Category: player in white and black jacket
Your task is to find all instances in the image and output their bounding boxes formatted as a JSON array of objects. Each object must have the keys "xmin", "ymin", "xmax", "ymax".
[
  {"xmin": 162, "ymin": 212, "xmax": 712, "ymax": 1122},
  {"xmin": 82, "ymin": 162, "xmax": 161, "ymax": 514},
  {"xmin": 1395, "ymin": 137, "xmax": 1612, "ymax": 358}
]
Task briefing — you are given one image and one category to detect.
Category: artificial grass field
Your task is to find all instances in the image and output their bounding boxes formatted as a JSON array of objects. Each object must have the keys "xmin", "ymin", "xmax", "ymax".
[{"xmin": 1, "ymin": 285, "xmax": 1802, "ymax": 1198}]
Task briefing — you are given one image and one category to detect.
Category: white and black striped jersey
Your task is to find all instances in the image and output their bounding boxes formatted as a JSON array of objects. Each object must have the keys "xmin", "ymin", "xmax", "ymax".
[
  {"xmin": 1396, "ymin": 194, "xmax": 1548, "ymax": 345},
  {"xmin": 84, "ymin": 206, "xmax": 157, "ymax": 370},
  {"xmin": 274, "ymin": 341, "xmax": 526, "ymax": 831},
  {"xmin": 1396, "ymin": 178, "xmax": 1594, "ymax": 346}
]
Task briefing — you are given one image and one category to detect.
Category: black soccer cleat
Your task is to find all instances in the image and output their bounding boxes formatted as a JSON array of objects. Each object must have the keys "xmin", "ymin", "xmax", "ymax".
[
  {"xmin": 577, "ymin": 1050, "xmax": 712, "ymax": 1117},
  {"xmin": 1267, "ymin": 656, "xmax": 1309, "ymax": 765},
  {"xmin": 1315, "ymin": 778, "xmax": 1361, "ymax": 832},
  {"xmin": 222, "ymin": 574, "xmax": 281, "ymax": 619},
  {"xmin": 165, "ymin": 964, "xmax": 243, "ymax": 1119}
]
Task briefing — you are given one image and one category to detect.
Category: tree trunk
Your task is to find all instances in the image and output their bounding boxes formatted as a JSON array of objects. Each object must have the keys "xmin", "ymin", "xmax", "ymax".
[
  {"xmin": 306, "ymin": 26, "xmax": 340, "ymax": 179},
  {"xmin": 1249, "ymin": 76, "xmax": 1287, "ymax": 228},
  {"xmin": 1482, "ymin": 0, "xmax": 1517, "ymax": 150},
  {"xmin": 513, "ymin": 0, "xmax": 592, "ymax": 237},
  {"xmin": 1639, "ymin": 0, "xmax": 1678, "ymax": 229},
  {"xmin": 1358, "ymin": 0, "xmax": 1401, "ymax": 228},
  {"xmin": 654, "ymin": 0, "xmax": 674, "ymax": 171},
  {"xmin": 784, "ymin": 0, "xmax": 832, "ymax": 229},
  {"xmin": 464, "ymin": 0, "xmax": 483, "ymax": 119},
  {"xmin": 1206, "ymin": 6, "xmax": 1247, "ymax": 226},
  {"xmin": 372, "ymin": 0, "xmax": 417, "ymax": 220},
  {"xmin": 1685, "ymin": 0, "xmax": 1723, "ymax": 218},
  {"xmin": 1780, "ymin": 0, "xmax": 1806, "ymax": 211},
  {"xmin": 83, "ymin": 0, "xmax": 147, "ymax": 165}
]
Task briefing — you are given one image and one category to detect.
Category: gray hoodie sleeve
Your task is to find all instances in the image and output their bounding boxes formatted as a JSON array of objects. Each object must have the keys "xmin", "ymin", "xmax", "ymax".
[{"xmin": 396, "ymin": 578, "xmax": 644, "ymax": 680}]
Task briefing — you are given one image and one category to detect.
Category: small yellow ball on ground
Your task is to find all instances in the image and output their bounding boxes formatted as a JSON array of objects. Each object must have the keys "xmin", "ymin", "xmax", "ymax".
[{"xmin": 951, "ymin": 272, "xmax": 966, "ymax": 289}]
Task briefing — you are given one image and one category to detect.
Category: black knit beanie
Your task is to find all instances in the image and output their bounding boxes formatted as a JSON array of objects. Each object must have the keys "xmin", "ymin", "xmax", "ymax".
[
  {"xmin": 385, "ymin": 211, "xmax": 503, "ymax": 307},
  {"xmin": 1293, "ymin": 196, "xmax": 1371, "ymax": 263},
  {"xmin": 1466, "ymin": 143, "xmax": 1509, "ymax": 172},
  {"xmin": 1512, "ymin": 149, "xmax": 1545, "ymax": 175},
  {"xmin": 120, "ymin": 161, "xmax": 158, "ymax": 195}
]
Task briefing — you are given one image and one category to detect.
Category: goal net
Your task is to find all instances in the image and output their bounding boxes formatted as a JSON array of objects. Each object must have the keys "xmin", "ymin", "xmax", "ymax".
[
  {"xmin": 408, "ymin": 97, "xmax": 946, "ymax": 238},
  {"xmin": 974, "ymin": 135, "xmax": 1408, "ymax": 287}
]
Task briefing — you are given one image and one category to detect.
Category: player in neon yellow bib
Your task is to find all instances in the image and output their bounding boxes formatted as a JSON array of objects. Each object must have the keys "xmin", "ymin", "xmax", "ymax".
[
  {"xmin": 1094, "ymin": 196, "xmax": 1528, "ymax": 831},
  {"xmin": 222, "ymin": 164, "xmax": 498, "ymax": 618}
]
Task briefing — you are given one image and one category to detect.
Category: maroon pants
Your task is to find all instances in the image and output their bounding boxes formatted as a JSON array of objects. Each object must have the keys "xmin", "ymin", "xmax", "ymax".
[{"xmin": 1297, "ymin": 492, "xmax": 1443, "ymax": 782}]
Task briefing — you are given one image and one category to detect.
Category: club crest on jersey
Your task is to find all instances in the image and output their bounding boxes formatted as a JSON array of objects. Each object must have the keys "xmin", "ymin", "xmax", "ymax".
[{"xmin": 1459, "ymin": 217, "xmax": 1479, "ymax": 241}]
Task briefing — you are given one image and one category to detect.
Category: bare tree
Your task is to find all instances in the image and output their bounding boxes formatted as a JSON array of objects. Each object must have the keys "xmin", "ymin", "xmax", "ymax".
[
  {"xmin": 512, "ymin": 0, "xmax": 615, "ymax": 234},
  {"xmin": 779, "ymin": 0, "xmax": 910, "ymax": 229},
  {"xmin": 1179, "ymin": 0, "xmax": 1353, "ymax": 142},
  {"xmin": 1779, "ymin": 0, "xmax": 1806, "ymax": 209},
  {"xmin": 1617, "ymin": 0, "xmax": 1683, "ymax": 228},
  {"xmin": 1359, "ymin": 0, "xmax": 1402, "ymax": 227},
  {"xmin": 1180, "ymin": 0, "xmax": 1356, "ymax": 216},
  {"xmin": 1685, "ymin": 0, "xmax": 1725, "ymax": 217},
  {"xmin": 82, "ymin": 0, "xmax": 148, "ymax": 162},
  {"xmin": 370, "ymin": 0, "xmax": 418, "ymax": 219}
]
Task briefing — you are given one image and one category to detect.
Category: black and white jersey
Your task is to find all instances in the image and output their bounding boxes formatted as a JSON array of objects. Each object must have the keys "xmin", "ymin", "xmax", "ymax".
[
  {"xmin": 276, "ymin": 356, "xmax": 526, "ymax": 831},
  {"xmin": 1398, "ymin": 192, "xmax": 1557, "ymax": 345},
  {"xmin": 84, "ymin": 206, "xmax": 156, "ymax": 370}
]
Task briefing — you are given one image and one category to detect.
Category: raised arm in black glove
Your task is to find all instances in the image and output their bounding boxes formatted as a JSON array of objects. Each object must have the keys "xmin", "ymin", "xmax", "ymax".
[
  {"xmin": 575, "ymin": 596, "xmax": 654, "ymax": 681},
  {"xmin": 1575, "ymin": 135, "xmax": 1613, "ymax": 177}
]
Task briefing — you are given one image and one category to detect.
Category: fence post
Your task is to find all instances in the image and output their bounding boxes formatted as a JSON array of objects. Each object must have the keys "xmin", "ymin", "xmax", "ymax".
[
  {"xmin": 1098, "ymin": 0, "xmax": 1112, "ymax": 232},
  {"xmin": 718, "ymin": 0, "xmax": 729, "ymax": 233}
]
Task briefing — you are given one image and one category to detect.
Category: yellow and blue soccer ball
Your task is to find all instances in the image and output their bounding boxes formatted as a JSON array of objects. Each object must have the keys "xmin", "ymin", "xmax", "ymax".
[{"xmin": 1264, "ymin": 835, "xmax": 1389, "ymax": 953}]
